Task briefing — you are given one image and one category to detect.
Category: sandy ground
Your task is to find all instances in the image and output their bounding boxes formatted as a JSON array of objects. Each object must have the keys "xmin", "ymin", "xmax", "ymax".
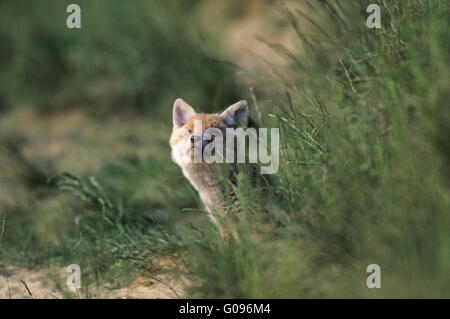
[
  {"xmin": 197, "ymin": 0, "xmax": 299, "ymax": 70},
  {"xmin": 0, "ymin": 266, "xmax": 62, "ymax": 299},
  {"xmin": 0, "ymin": 264, "xmax": 187, "ymax": 299}
]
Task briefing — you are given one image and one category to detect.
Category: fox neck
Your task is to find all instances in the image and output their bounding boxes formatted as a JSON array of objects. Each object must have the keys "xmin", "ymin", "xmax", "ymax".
[
  {"xmin": 181, "ymin": 163, "xmax": 225, "ymax": 212},
  {"xmin": 181, "ymin": 163, "xmax": 220, "ymax": 191}
]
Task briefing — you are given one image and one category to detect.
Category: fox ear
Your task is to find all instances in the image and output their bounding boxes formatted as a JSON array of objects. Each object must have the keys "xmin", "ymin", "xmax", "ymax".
[
  {"xmin": 220, "ymin": 100, "xmax": 249, "ymax": 128},
  {"xmin": 173, "ymin": 98, "xmax": 196, "ymax": 128}
]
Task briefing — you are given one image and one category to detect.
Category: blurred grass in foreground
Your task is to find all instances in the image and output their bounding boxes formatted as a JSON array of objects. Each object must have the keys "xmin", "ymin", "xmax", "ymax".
[{"xmin": 185, "ymin": 0, "xmax": 450, "ymax": 298}]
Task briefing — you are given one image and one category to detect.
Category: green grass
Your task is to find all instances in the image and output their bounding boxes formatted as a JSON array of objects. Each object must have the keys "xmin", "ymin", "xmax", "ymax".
[
  {"xmin": 184, "ymin": 0, "xmax": 450, "ymax": 298},
  {"xmin": 0, "ymin": 0, "xmax": 449, "ymax": 298}
]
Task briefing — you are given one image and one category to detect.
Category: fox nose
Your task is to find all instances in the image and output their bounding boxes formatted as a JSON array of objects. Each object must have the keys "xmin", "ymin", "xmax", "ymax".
[
  {"xmin": 191, "ymin": 135, "xmax": 212, "ymax": 146},
  {"xmin": 202, "ymin": 138, "xmax": 210, "ymax": 147}
]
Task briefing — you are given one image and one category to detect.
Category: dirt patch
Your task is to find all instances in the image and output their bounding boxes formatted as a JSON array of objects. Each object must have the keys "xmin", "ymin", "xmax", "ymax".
[
  {"xmin": 0, "ymin": 263, "xmax": 187, "ymax": 299},
  {"xmin": 0, "ymin": 266, "xmax": 62, "ymax": 299},
  {"xmin": 197, "ymin": 0, "xmax": 300, "ymax": 70}
]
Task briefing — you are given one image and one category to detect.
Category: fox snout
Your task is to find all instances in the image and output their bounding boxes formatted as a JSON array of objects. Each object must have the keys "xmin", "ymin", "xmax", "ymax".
[{"xmin": 190, "ymin": 134, "xmax": 215, "ymax": 147}]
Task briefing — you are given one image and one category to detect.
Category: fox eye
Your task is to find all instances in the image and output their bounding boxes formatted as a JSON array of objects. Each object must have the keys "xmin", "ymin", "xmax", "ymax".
[{"xmin": 185, "ymin": 129, "xmax": 192, "ymax": 136}]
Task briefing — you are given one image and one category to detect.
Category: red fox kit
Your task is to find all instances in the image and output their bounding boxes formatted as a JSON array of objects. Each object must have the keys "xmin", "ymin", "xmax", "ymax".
[{"xmin": 169, "ymin": 98, "xmax": 249, "ymax": 236}]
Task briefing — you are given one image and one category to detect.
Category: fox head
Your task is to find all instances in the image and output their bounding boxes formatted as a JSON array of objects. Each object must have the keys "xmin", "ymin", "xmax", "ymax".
[{"xmin": 169, "ymin": 98, "xmax": 249, "ymax": 166}]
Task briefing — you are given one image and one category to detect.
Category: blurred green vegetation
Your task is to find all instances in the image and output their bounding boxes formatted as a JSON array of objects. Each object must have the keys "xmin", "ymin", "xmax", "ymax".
[
  {"xmin": 0, "ymin": 0, "xmax": 241, "ymax": 115},
  {"xmin": 0, "ymin": 0, "xmax": 449, "ymax": 298},
  {"xmin": 186, "ymin": 0, "xmax": 450, "ymax": 298}
]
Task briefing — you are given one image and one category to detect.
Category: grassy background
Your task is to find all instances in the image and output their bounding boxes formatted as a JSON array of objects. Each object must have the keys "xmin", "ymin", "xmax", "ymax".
[{"xmin": 1, "ymin": 0, "xmax": 449, "ymax": 298}]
